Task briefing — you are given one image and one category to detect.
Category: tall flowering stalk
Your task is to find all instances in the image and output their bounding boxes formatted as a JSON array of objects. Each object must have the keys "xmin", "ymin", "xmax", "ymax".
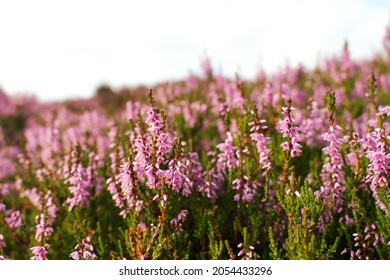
[
  {"xmin": 107, "ymin": 155, "xmax": 143, "ymax": 218},
  {"xmin": 144, "ymin": 90, "xmax": 173, "ymax": 190},
  {"xmin": 185, "ymin": 152, "xmax": 206, "ymax": 197},
  {"xmin": 317, "ymin": 92, "xmax": 346, "ymax": 220},
  {"xmin": 203, "ymin": 151, "xmax": 225, "ymax": 202},
  {"xmin": 364, "ymin": 107, "xmax": 390, "ymax": 213},
  {"xmin": 30, "ymin": 190, "xmax": 57, "ymax": 260},
  {"xmin": 156, "ymin": 139, "xmax": 193, "ymax": 196},
  {"xmin": 217, "ymin": 132, "xmax": 238, "ymax": 170},
  {"xmin": 133, "ymin": 121, "xmax": 152, "ymax": 179},
  {"xmin": 249, "ymin": 107, "xmax": 271, "ymax": 174},
  {"xmin": 64, "ymin": 150, "xmax": 93, "ymax": 211},
  {"xmin": 278, "ymin": 98, "xmax": 302, "ymax": 158},
  {"xmin": 278, "ymin": 98, "xmax": 302, "ymax": 188}
]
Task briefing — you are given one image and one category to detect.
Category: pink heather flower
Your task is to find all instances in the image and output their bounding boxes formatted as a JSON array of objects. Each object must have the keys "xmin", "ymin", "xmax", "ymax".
[
  {"xmin": 117, "ymin": 161, "xmax": 137, "ymax": 204},
  {"xmin": 44, "ymin": 191, "xmax": 58, "ymax": 224},
  {"xmin": 24, "ymin": 125, "xmax": 60, "ymax": 169},
  {"xmin": 4, "ymin": 210, "xmax": 22, "ymax": 229},
  {"xmin": 145, "ymin": 108, "xmax": 164, "ymax": 136},
  {"xmin": 158, "ymin": 159, "xmax": 192, "ymax": 196},
  {"xmin": 137, "ymin": 223, "xmax": 147, "ymax": 232},
  {"xmin": 145, "ymin": 164, "xmax": 159, "ymax": 189},
  {"xmin": 364, "ymin": 127, "xmax": 390, "ymax": 213},
  {"xmin": 345, "ymin": 151, "xmax": 358, "ymax": 167},
  {"xmin": 236, "ymin": 243, "xmax": 256, "ymax": 260},
  {"xmin": 223, "ymin": 82, "xmax": 245, "ymax": 112},
  {"xmin": 146, "ymin": 106, "xmax": 173, "ymax": 168},
  {"xmin": 155, "ymin": 132, "xmax": 172, "ymax": 164},
  {"xmin": 64, "ymin": 151, "xmax": 93, "ymax": 211},
  {"xmin": 69, "ymin": 251, "xmax": 80, "ymax": 260},
  {"xmin": 232, "ymin": 176, "xmax": 260, "ymax": 203},
  {"xmin": 278, "ymin": 105, "xmax": 302, "ymax": 158},
  {"xmin": 133, "ymin": 127, "xmax": 152, "ymax": 178},
  {"xmin": 106, "ymin": 177, "xmax": 125, "ymax": 209},
  {"xmin": 34, "ymin": 214, "xmax": 54, "ymax": 243},
  {"xmin": 342, "ymin": 224, "xmax": 388, "ymax": 260},
  {"xmin": 70, "ymin": 236, "xmax": 97, "ymax": 260},
  {"xmin": 217, "ymin": 132, "xmax": 238, "ymax": 170},
  {"xmin": 202, "ymin": 151, "xmax": 225, "ymax": 201},
  {"xmin": 30, "ymin": 246, "xmax": 48, "ymax": 260},
  {"xmin": 170, "ymin": 210, "xmax": 189, "ymax": 235},
  {"xmin": 262, "ymin": 82, "xmax": 280, "ymax": 110},
  {"xmin": 317, "ymin": 125, "xmax": 345, "ymax": 213},
  {"xmin": 107, "ymin": 160, "xmax": 144, "ymax": 217},
  {"xmin": 185, "ymin": 152, "xmax": 206, "ymax": 195},
  {"xmin": 23, "ymin": 189, "xmax": 58, "ymax": 224},
  {"xmin": 249, "ymin": 118, "xmax": 271, "ymax": 173}
]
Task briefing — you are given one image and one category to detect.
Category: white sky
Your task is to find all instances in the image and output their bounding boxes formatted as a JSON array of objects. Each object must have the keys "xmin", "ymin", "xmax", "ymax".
[{"xmin": 0, "ymin": 0, "xmax": 389, "ymax": 102}]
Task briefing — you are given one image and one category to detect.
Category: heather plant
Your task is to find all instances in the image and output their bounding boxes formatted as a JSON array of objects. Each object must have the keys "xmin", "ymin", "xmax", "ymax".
[{"xmin": 1, "ymin": 24, "xmax": 390, "ymax": 260}]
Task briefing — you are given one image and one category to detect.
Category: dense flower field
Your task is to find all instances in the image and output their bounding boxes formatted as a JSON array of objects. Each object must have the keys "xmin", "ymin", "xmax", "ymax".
[{"xmin": 1, "ymin": 26, "xmax": 390, "ymax": 260}]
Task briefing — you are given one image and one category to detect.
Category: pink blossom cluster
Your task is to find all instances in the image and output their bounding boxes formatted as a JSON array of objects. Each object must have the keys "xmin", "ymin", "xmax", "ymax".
[
  {"xmin": 185, "ymin": 152, "xmax": 206, "ymax": 196},
  {"xmin": 64, "ymin": 151, "xmax": 93, "ymax": 211},
  {"xmin": 232, "ymin": 176, "xmax": 260, "ymax": 203},
  {"xmin": 157, "ymin": 159, "xmax": 192, "ymax": 196},
  {"xmin": 317, "ymin": 125, "xmax": 345, "ymax": 213},
  {"xmin": 69, "ymin": 236, "xmax": 97, "ymax": 260},
  {"xmin": 34, "ymin": 213, "xmax": 54, "ymax": 243},
  {"xmin": 217, "ymin": 132, "xmax": 238, "ymax": 170},
  {"xmin": 30, "ymin": 245, "xmax": 48, "ymax": 260},
  {"xmin": 364, "ymin": 126, "xmax": 390, "ymax": 213},
  {"xmin": 278, "ymin": 105, "xmax": 302, "ymax": 158},
  {"xmin": 146, "ymin": 107, "xmax": 164, "ymax": 136},
  {"xmin": 4, "ymin": 210, "xmax": 22, "ymax": 229},
  {"xmin": 107, "ymin": 161, "xmax": 143, "ymax": 218},
  {"xmin": 201, "ymin": 151, "xmax": 225, "ymax": 202},
  {"xmin": 237, "ymin": 242, "xmax": 256, "ymax": 260},
  {"xmin": 341, "ymin": 224, "xmax": 390, "ymax": 260},
  {"xmin": 249, "ymin": 117, "xmax": 271, "ymax": 173},
  {"xmin": 299, "ymin": 101, "xmax": 328, "ymax": 147},
  {"xmin": 133, "ymin": 125, "xmax": 152, "ymax": 178},
  {"xmin": 170, "ymin": 210, "xmax": 188, "ymax": 235}
]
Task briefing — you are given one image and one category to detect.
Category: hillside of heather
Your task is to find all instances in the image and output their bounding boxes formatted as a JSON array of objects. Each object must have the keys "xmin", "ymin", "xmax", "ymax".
[{"xmin": 1, "ymin": 25, "xmax": 390, "ymax": 260}]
